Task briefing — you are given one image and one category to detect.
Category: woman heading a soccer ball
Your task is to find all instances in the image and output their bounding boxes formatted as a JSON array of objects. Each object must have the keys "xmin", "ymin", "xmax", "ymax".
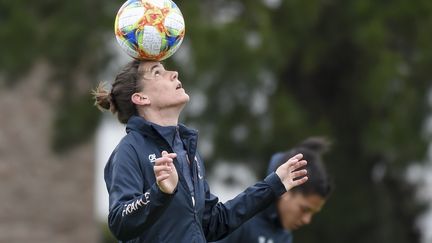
[{"xmin": 93, "ymin": 59, "xmax": 308, "ymax": 242}]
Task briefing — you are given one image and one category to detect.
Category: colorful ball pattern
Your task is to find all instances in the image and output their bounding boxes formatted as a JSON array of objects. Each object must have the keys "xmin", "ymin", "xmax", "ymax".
[{"xmin": 114, "ymin": 0, "xmax": 185, "ymax": 61}]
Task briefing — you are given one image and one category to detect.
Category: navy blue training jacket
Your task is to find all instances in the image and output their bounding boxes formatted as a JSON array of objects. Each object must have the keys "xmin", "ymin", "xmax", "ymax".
[
  {"xmin": 211, "ymin": 205, "xmax": 292, "ymax": 243},
  {"xmin": 104, "ymin": 116, "xmax": 287, "ymax": 242}
]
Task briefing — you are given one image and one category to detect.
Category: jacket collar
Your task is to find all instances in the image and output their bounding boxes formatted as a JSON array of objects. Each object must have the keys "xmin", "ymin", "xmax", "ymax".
[
  {"xmin": 261, "ymin": 203, "xmax": 284, "ymax": 229},
  {"xmin": 126, "ymin": 115, "xmax": 199, "ymax": 158}
]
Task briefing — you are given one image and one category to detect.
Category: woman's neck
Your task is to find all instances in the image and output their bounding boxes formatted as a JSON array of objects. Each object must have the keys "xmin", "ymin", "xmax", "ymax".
[{"xmin": 140, "ymin": 108, "xmax": 181, "ymax": 126}]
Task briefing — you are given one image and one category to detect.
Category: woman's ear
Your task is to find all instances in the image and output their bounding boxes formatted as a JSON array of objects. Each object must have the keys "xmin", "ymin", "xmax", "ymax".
[{"xmin": 131, "ymin": 92, "xmax": 150, "ymax": 105}]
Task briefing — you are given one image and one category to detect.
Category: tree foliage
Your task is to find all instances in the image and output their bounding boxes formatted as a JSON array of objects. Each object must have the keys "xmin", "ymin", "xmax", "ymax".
[
  {"xmin": 180, "ymin": 1, "xmax": 431, "ymax": 242},
  {"xmin": 1, "ymin": 0, "xmax": 431, "ymax": 242},
  {"xmin": 0, "ymin": 0, "xmax": 114, "ymax": 151}
]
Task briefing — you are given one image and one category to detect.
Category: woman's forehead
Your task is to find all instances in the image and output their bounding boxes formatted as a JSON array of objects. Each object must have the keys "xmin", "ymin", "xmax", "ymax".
[{"xmin": 139, "ymin": 61, "xmax": 163, "ymax": 72}]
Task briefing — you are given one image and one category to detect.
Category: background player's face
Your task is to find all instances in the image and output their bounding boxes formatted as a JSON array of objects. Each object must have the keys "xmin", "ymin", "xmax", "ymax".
[{"xmin": 277, "ymin": 192, "xmax": 326, "ymax": 230}]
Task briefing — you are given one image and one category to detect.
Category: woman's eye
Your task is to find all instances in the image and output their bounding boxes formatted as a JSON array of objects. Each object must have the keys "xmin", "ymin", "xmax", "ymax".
[{"xmin": 154, "ymin": 71, "xmax": 160, "ymax": 76}]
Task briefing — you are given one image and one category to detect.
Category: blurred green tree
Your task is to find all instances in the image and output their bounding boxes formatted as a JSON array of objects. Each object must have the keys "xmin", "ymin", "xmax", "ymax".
[
  {"xmin": 180, "ymin": 1, "xmax": 431, "ymax": 243},
  {"xmin": 1, "ymin": 0, "xmax": 431, "ymax": 242}
]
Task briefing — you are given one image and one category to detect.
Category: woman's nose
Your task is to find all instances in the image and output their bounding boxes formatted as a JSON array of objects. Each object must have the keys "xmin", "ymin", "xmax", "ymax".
[
  {"xmin": 302, "ymin": 214, "xmax": 312, "ymax": 225},
  {"xmin": 171, "ymin": 71, "xmax": 178, "ymax": 80}
]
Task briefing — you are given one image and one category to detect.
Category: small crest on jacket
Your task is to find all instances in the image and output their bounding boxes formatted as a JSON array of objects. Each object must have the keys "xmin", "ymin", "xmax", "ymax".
[{"xmin": 148, "ymin": 154, "xmax": 156, "ymax": 164}]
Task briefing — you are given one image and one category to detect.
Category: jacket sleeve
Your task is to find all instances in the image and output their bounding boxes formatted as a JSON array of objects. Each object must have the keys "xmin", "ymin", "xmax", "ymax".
[
  {"xmin": 106, "ymin": 143, "xmax": 175, "ymax": 241},
  {"xmin": 202, "ymin": 172, "xmax": 286, "ymax": 241}
]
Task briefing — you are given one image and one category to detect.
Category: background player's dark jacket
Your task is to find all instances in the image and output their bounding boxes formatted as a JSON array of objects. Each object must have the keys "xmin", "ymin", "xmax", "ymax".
[
  {"xmin": 212, "ymin": 152, "xmax": 293, "ymax": 243},
  {"xmin": 211, "ymin": 204, "xmax": 293, "ymax": 243},
  {"xmin": 104, "ymin": 116, "xmax": 286, "ymax": 243}
]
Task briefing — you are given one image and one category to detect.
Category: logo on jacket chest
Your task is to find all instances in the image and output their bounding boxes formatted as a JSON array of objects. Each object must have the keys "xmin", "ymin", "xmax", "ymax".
[
  {"xmin": 148, "ymin": 153, "xmax": 157, "ymax": 164},
  {"xmin": 258, "ymin": 236, "xmax": 274, "ymax": 243}
]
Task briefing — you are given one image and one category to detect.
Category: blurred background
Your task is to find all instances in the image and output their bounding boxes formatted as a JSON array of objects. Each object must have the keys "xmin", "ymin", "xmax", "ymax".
[{"xmin": 1, "ymin": 0, "xmax": 432, "ymax": 242}]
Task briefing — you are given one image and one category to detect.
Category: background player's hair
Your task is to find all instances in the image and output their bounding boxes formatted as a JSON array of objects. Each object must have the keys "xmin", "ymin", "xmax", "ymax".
[{"xmin": 268, "ymin": 137, "xmax": 333, "ymax": 198}]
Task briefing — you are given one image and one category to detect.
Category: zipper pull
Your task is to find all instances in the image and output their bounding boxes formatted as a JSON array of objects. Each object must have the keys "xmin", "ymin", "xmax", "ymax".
[{"xmin": 191, "ymin": 195, "xmax": 195, "ymax": 207}]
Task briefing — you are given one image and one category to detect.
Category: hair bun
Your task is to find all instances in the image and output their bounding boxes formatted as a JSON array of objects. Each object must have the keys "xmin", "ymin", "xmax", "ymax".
[
  {"xmin": 92, "ymin": 82, "xmax": 115, "ymax": 112},
  {"xmin": 299, "ymin": 136, "xmax": 331, "ymax": 154}
]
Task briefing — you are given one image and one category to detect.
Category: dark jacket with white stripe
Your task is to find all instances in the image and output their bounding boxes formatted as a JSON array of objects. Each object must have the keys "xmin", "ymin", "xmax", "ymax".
[{"xmin": 104, "ymin": 115, "xmax": 286, "ymax": 242}]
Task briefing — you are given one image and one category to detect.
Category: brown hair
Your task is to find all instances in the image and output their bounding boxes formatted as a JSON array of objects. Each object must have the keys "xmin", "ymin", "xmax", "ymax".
[{"xmin": 92, "ymin": 60, "xmax": 144, "ymax": 124}]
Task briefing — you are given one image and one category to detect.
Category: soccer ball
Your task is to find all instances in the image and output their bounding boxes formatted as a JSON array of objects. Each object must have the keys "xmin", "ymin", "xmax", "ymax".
[{"xmin": 114, "ymin": 0, "xmax": 185, "ymax": 61}]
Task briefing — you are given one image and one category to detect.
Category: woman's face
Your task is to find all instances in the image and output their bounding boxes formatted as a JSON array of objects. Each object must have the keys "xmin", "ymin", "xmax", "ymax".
[
  {"xmin": 276, "ymin": 192, "xmax": 326, "ymax": 230},
  {"xmin": 139, "ymin": 61, "xmax": 189, "ymax": 109}
]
